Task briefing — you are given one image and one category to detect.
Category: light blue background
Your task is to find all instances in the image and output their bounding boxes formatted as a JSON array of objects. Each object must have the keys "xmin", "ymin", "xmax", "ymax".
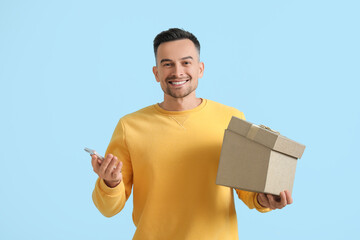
[{"xmin": 1, "ymin": 0, "xmax": 359, "ymax": 239}]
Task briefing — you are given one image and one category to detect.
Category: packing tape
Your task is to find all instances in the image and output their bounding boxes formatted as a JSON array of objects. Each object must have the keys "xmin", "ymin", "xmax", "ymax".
[
  {"xmin": 246, "ymin": 124, "xmax": 260, "ymax": 140},
  {"xmin": 259, "ymin": 125, "xmax": 280, "ymax": 135}
]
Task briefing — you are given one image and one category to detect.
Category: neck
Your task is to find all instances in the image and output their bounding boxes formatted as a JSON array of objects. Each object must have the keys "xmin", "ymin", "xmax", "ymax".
[{"xmin": 159, "ymin": 93, "xmax": 202, "ymax": 111}]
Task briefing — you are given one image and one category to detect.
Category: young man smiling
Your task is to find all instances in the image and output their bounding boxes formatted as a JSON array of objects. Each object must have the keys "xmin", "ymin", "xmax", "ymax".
[
  {"xmin": 153, "ymin": 37, "xmax": 204, "ymax": 110},
  {"xmin": 91, "ymin": 28, "xmax": 293, "ymax": 240}
]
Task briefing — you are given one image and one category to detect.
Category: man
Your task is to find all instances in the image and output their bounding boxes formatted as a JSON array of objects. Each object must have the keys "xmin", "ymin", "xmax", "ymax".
[{"xmin": 91, "ymin": 28, "xmax": 293, "ymax": 239}]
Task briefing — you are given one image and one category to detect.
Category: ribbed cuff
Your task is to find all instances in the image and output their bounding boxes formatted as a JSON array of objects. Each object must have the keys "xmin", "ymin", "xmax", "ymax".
[{"xmin": 98, "ymin": 178, "xmax": 124, "ymax": 196}]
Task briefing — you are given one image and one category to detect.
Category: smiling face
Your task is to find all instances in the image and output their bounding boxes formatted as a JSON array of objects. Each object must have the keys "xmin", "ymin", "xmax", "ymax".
[{"xmin": 153, "ymin": 39, "xmax": 204, "ymax": 100}]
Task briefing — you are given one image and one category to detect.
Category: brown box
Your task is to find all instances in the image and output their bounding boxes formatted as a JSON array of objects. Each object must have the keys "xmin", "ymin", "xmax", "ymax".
[{"xmin": 216, "ymin": 116, "xmax": 305, "ymax": 196}]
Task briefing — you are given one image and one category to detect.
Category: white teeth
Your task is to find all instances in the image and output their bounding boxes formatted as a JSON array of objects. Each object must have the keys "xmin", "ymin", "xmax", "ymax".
[{"xmin": 170, "ymin": 81, "xmax": 187, "ymax": 85}]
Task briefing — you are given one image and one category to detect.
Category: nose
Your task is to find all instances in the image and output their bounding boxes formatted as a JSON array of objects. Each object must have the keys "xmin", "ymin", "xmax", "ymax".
[{"xmin": 172, "ymin": 63, "xmax": 185, "ymax": 78}]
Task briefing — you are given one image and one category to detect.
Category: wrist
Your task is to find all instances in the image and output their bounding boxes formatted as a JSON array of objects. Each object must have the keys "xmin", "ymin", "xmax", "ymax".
[{"xmin": 104, "ymin": 179, "xmax": 121, "ymax": 188}]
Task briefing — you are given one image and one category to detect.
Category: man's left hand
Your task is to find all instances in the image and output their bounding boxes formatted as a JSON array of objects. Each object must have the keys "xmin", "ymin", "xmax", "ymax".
[{"xmin": 257, "ymin": 190, "xmax": 293, "ymax": 210}]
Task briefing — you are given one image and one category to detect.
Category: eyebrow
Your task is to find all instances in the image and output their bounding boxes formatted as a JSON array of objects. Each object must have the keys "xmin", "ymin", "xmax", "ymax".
[
  {"xmin": 160, "ymin": 56, "xmax": 193, "ymax": 63},
  {"xmin": 181, "ymin": 56, "xmax": 193, "ymax": 61}
]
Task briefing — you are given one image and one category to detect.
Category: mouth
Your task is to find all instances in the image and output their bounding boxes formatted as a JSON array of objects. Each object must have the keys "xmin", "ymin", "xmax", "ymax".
[{"xmin": 168, "ymin": 80, "xmax": 190, "ymax": 86}]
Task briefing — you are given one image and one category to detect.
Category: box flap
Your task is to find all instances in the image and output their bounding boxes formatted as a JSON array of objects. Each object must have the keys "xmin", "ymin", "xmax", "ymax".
[{"xmin": 228, "ymin": 116, "xmax": 306, "ymax": 159}]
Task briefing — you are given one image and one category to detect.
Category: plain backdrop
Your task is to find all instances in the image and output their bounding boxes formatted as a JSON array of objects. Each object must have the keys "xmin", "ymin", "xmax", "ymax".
[{"xmin": 1, "ymin": 0, "xmax": 359, "ymax": 239}]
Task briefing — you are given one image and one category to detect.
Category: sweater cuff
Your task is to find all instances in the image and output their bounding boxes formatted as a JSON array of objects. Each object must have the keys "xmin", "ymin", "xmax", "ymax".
[
  {"xmin": 98, "ymin": 178, "xmax": 125, "ymax": 196},
  {"xmin": 254, "ymin": 193, "xmax": 272, "ymax": 213}
]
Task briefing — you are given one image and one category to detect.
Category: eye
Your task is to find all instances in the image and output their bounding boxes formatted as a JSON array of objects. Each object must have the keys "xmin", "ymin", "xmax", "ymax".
[{"xmin": 183, "ymin": 61, "xmax": 191, "ymax": 65}]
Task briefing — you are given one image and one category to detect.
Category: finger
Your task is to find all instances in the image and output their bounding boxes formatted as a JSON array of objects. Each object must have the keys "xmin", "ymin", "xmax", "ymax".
[
  {"xmin": 267, "ymin": 194, "xmax": 278, "ymax": 210},
  {"xmin": 285, "ymin": 190, "xmax": 293, "ymax": 204},
  {"xmin": 97, "ymin": 155, "xmax": 102, "ymax": 164},
  {"xmin": 258, "ymin": 193, "xmax": 270, "ymax": 208},
  {"xmin": 105, "ymin": 156, "xmax": 119, "ymax": 177},
  {"xmin": 91, "ymin": 155, "xmax": 100, "ymax": 173},
  {"xmin": 94, "ymin": 151, "xmax": 104, "ymax": 164},
  {"xmin": 99, "ymin": 154, "xmax": 113, "ymax": 175},
  {"xmin": 279, "ymin": 191, "xmax": 288, "ymax": 208},
  {"xmin": 268, "ymin": 193, "xmax": 286, "ymax": 209},
  {"xmin": 114, "ymin": 160, "xmax": 123, "ymax": 172},
  {"xmin": 118, "ymin": 161, "xmax": 123, "ymax": 172},
  {"xmin": 112, "ymin": 161, "xmax": 123, "ymax": 181}
]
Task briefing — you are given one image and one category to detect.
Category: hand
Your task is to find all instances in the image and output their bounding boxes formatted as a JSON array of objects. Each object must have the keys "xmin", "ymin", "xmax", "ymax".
[
  {"xmin": 91, "ymin": 153, "xmax": 123, "ymax": 188},
  {"xmin": 257, "ymin": 190, "xmax": 293, "ymax": 210}
]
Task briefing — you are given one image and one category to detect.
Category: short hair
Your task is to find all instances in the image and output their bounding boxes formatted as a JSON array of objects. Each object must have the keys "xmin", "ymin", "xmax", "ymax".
[{"xmin": 153, "ymin": 28, "xmax": 200, "ymax": 60}]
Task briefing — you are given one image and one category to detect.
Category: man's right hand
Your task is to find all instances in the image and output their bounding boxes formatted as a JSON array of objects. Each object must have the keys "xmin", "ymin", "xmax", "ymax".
[{"xmin": 91, "ymin": 153, "xmax": 123, "ymax": 188}]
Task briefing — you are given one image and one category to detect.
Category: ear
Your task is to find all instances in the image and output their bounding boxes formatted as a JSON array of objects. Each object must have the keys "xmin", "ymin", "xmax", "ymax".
[
  {"xmin": 198, "ymin": 62, "xmax": 205, "ymax": 78},
  {"xmin": 153, "ymin": 66, "xmax": 160, "ymax": 83}
]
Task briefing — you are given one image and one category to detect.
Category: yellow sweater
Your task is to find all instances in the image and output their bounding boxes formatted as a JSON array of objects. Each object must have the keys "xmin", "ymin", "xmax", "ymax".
[{"xmin": 93, "ymin": 99, "xmax": 270, "ymax": 240}]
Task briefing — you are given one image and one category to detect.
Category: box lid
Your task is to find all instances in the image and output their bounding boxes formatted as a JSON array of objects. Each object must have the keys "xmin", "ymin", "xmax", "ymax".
[{"xmin": 228, "ymin": 116, "xmax": 306, "ymax": 159}]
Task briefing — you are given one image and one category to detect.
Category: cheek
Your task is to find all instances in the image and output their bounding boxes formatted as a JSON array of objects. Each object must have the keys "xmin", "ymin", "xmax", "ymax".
[
  {"xmin": 155, "ymin": 72, "xmax": 164, "ymax": 82},
  {"xmin": 190, "ymin": 69, "xmax": 200, "ymax": 78},
  {"xmin": 189, "ymin": 66, "xmax": 201, "ymax": 77},
  {"xmin": 157, "ymin": 70, "xmax": 168, "ymax": 80},
  {"xmin": 158, "ymin": 76, "xmax": 168, "ymax": 86}
]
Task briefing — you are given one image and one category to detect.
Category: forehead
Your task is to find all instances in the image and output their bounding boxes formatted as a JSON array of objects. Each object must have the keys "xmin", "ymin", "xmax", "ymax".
[{"xmin": 156, "ymin": 39, "xmax": 198, "ymax": 62}]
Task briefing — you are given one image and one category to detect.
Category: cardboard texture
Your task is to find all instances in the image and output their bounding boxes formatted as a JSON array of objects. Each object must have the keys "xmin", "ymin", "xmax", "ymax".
[{"xmin": 216, "ymin": 116, "xmax": 305, "ymax": 196}]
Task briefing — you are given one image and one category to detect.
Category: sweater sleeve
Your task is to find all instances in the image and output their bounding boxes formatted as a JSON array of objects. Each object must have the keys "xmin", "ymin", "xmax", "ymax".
[
  {"xmin": 92, "ymin": 119, "xmax": 133, "ymax": 217},
  {"xmin": 231, "ymin": 109, "xmax": 272, "ymax": 213},
  {"xmin": 234, "ymin": 189, "xmax": 271, "ymax": 213}
]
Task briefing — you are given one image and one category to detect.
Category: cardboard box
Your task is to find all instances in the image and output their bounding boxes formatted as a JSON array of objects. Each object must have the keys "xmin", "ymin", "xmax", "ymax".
[{"xmin": 216, "ymin": 116, "xmax": 305, "ymax": 196}]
